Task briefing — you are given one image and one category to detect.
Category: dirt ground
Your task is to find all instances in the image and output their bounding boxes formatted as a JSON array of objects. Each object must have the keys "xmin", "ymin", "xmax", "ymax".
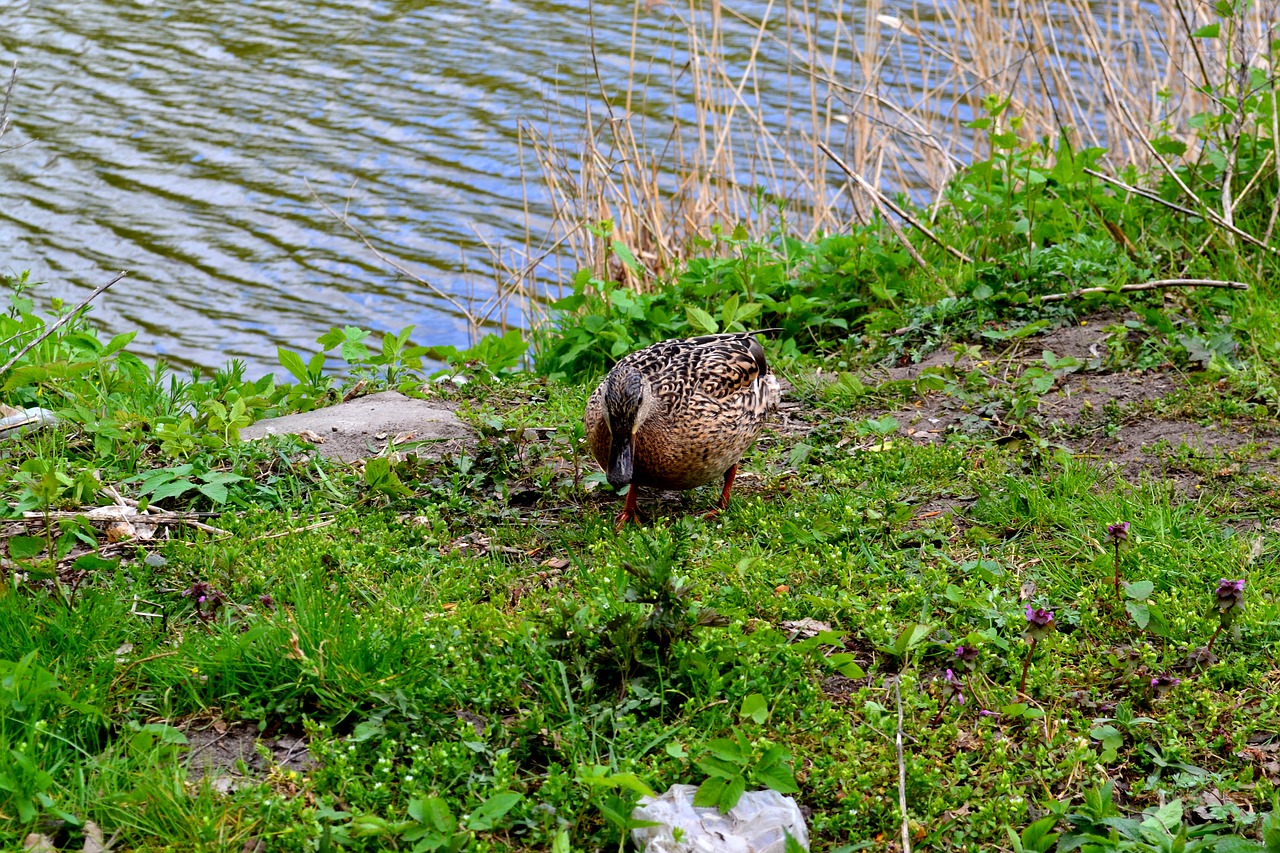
[
  {"xmin": 184, "ymin": 723, "xmax": 314, "ymax": 793},
  {"xmin": 779, "ymin": 315, "xmax": 1277, "ymax": 498}
]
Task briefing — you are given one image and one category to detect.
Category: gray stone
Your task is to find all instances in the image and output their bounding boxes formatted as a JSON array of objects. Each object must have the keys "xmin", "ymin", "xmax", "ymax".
[{"xmin": 241, "ymin": 390, "xmax": 474, "ymax": 462}]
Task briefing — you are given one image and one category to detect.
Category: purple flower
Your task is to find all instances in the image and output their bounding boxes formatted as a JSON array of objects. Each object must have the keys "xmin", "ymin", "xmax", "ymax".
[
  {"xmin": 181, "ymin": 580, "xmax": 224, "ymax": 621},
  {"xmin": 1214, "ymin": 578, "xmax": 1245, "ymax": 632},
  {"xmin": 979, "ymin": 709, "xmax": 1000, "ymax": 717},
  {"xmin": 1215, "ymin": 578, "xmax": 1245, "ymax": 613},
  {"xmin": 1025, "ymin": 604, "xmax": 1056, "ymax": 641},
  {"xmin": 954, "ymin": 645, "xmax": 980, "ymax": 664},
  {"xmin": 1107, "ymin": 522, "xmax": 1130, "ymax": 543},
  {"xmin": 1150, "ymin": 674, "xmax": 1180, "ymax": 697},
  {"xmin": 941, "ymin": 668, "xmax": 965, "ymax": 705},
  {"xmin": 258, "ymin": 594, "xmax": 275, "ymax": 610}
]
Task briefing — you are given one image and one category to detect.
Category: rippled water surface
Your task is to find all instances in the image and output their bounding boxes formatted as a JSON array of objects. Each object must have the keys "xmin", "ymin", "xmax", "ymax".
[{"xmin": 3, "ymin": 0, "xmax": 675, "ymax": 373}]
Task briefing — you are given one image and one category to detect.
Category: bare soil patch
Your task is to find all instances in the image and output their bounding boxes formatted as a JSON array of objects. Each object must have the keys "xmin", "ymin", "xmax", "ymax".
[
  {"xmin": 836, "ymin": 315, "xmax": 1277, "ymax": 490},
  {"xmin": 185, "ymin": 723, "xmax": 313, "ymax": 793}
]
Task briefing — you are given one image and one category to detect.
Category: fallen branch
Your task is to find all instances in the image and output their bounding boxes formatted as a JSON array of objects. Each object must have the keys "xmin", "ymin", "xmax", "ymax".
[
  {"xmin": 894, "ymin": 677, "xmax": 913, "ymax": 853},
  {"xmin": 819, "ymin": 141, "xmax": 973, "ymax": 264},
  {"xmin": 14, "ymin": 509, "xmax": 230, "ymax": 538},
  {"xmin": 1084, "ymin": 169, "xmax": 1210, "ymax": 223},
  {"xmin": 1039, "ymin": 278, "xmax": 1249, "ymax": 303},
  {"xmin": 0, "ymin": 271, "xmax": 130, "ymax": 377}
]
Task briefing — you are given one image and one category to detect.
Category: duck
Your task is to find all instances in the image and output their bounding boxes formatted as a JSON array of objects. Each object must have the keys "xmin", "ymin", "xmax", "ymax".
[{"xmin": 584, "ymin": 331, "xmax": 779, "ymax": 529}]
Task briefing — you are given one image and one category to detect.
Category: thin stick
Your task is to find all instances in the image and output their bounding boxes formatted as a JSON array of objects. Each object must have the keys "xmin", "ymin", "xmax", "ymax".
[
  {"xmin": 0, "ymin": 60, "xmax": 15, "ymax": 142},
  {"xmin": 15, "ymin": 510, "xmax": 229, "ymax": 537},
  {"xmin": 819, "ymin": 141, "xmax": 972, "ymax": 264},
  {"xmin": 306, "ymin": 181, "xmax": 478, "ymax": 326},
  {"xmin": 1039, "ymin": 278, "xmax": 1248, "ymax": 303},
  {"xmin": 1084, "ymin": 169, "xmax": 1207, "ymax": 220},
  {"xmin": 0, "ymin": 272, "xmax": 129, "ymax": 377},
  {"xmin": 243, "ymin": 516, "xmax": 338, "ymax": 543},
  {"xmin": 894, "ymin": 678, "xmax": 912, "ymax": 853}
]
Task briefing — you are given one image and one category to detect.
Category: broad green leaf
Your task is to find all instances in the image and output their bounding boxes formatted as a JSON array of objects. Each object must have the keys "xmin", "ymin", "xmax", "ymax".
[
  {"xmin": 693, "ymin": 776, "xmax": 729, "ymax": 809},
  {"xmin": 718, "ymin": 773, "xmax": 747, "ymax": 813},
  {"xmin": 706, "ymin": 738, "xmax": 746, "ymax": 764},
  {"xmin": 1125, "ymin": 600, "xmax": 1150, "ymax": 630},
  {"xmin": 892, "ymin": 623, "xmax": 933, "ymax": 657},
  {"xmin": 720, "ymin": 293, "xmax": 741, "ymax": 327},
  {"xmin": 579, "ymin": 771, "xmax": 656, "ymax": 798},
  {"xmin": 826, "ymin": 653, "xmax": 866, "ymax": 679},
  {"xmin": 1142, "ymin": 799, "xmax": 1183, "ymax": 833},
  {"xmin": 1020, "ymin": 814, "xmax": 1060, "ymax": 851},
  {"xmin": 7, "ymin": 535, "xmax": 45, "ymax": 560},
  {"xmin": 686, "ymin": 305, "xmax": 719, "ymax": 334},
  {"xmin": 364, "ymin": 458, "xmax": 413, "ymax": 497},
  {"xmin": 611, "ymin": 240, "xmax": 641, "ymax": 274},
  {"xmin": 102, "ymin": 331, "xmax": 138, "ymax": 357},
  {"xmin": 1123, "ymin": 580, "xmax": 1154, "ymax": 601},
  {"xmin": 197, "ymin": 481, "xmax": 229, "ymax": 505},
  {"xmin": 788, "ymin": 442, "xmax": 813, "ymax": 468},
  {"xmin": 150, "ymin": 480, "xmax": 196, "ymax": 503},
  {"xmin": 73, "ymin": 554, "xmax": 117, "ymax": 573},
  {"xmin": 695, "ymin": 756, "xmax": 741, "ymax": 780},
  {"xmin": 277, "ymin": 348, "xmax": 310, "ymax": 383},
  {"xmin": 740, "ymin": 693, "xmax": 769, "ymax": 724},
  {"xmin": 409, "ymin": 796, "xmax": 455, "ymax": 834},
  {"xmin": 465, "ymin": 791, "xmax": 522, "ymax": 832},
  {"xmin": 754, "ymin": 757, "xmax": 799, "ymax": 794}
]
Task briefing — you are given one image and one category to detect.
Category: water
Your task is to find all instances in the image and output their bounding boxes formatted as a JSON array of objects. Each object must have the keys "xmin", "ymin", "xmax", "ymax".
[
  {"xmin": 0, "ymin": 0, "xmax": 1156, "ymax": 377},
  {"xmin": 2, "ymin": 0, "xmax": 659, "ymax": 375}
]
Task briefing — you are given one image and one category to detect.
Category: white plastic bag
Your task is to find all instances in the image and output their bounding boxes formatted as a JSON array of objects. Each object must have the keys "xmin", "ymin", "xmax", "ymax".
[{"xmin": 630, "ymin": 784, "xmax": 809, "ymax": 853}]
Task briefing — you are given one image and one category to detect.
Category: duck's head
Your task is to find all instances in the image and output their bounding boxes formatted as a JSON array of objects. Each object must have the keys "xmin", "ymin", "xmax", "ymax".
[{"xmin": 602, "ymin": 364, "xmax": 653, "ymax": 489}]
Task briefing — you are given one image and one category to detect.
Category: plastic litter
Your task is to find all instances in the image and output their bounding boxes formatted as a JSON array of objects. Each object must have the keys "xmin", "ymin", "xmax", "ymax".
[
  {"xmin": 0, "ymin": 407, "xmax": 58, "ymax": 441},
  {"xmin": 630, "ymin": 784, "xmax": 809, "ymax": 853}
]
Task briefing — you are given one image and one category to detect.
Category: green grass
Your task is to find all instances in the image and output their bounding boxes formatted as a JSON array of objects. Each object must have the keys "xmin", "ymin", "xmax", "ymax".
[{"xmin": 3, "ymin": 362, "xmax": 1279, "ymax": 850}]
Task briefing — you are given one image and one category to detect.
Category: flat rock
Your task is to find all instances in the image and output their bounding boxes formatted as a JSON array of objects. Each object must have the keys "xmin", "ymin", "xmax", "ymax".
[{"xmin": 241, "ymin": 390, "xmax": 474, "ymax": 462}]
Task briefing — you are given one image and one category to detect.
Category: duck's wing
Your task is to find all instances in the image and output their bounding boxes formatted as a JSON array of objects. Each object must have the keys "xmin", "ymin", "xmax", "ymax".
[{"xmin": 623, "ymin": 332, "xmax": 773, "ymax": 409}]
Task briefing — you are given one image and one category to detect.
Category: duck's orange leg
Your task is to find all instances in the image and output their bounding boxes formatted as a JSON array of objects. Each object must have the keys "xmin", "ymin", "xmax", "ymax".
[
  {"xmin": 702, "ymin": 464, "xmax": 738, "ymax": 520},
  {"xmin": 614, "ymin": 486, "xmax": 640, "ymax": 531}
]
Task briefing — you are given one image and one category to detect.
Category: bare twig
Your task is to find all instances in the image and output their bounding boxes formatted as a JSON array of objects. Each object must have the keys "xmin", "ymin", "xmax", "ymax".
[
  {"xmin": 819, "ymin": 142, "xmax": 972, "ymax": 264},
  {"xmin": 0, "ymin": 60, "xmax": 15, "ymax": 142},
  {"xmin": 1084, "ymin": 169, "xmax": 1207, "ymax": 220},
  {"xmin": 305, "ymin": 180, "xmax": 480, "ymax": 331},
  {"xmin": 243, "ymin": 516, "xmax": 338, "ymax": 543},
  {"xmin": 1039, "ymin": 278, "xmax": 1249, "ymax": 303},
  {"xmin": 0, "ymin": 271, "xmax": 129, "ymax": 377},
  {"xmin": 895, "ymin": 678, "xmax": 913, "ymax": 853},
  {"xmin": 15, "ymin": 509, "xmax": 230, "ymax": 538}
]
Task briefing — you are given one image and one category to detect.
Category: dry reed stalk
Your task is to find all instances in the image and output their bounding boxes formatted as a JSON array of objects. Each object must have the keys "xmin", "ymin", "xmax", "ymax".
[{"xmin": 514, "ymin": 0, "xmax": 1280, "ymax": 315}]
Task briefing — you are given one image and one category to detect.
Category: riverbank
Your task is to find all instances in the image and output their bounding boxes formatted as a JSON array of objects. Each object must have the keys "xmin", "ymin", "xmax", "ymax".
[{"xmin": 6, "ymin": 66, "xmax": 1280, "ymax": 853}]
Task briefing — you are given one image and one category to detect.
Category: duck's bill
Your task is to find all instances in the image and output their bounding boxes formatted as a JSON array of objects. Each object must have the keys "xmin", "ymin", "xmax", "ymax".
[{"xmin": 607, "ymin": 433, "xmax": 633, "ymax": 489}]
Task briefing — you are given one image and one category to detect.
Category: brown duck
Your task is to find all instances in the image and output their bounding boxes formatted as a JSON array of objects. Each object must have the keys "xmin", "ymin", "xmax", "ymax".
[{"xmin": 584, "ymin": 331, "xmax": 779, "ymax": 529}]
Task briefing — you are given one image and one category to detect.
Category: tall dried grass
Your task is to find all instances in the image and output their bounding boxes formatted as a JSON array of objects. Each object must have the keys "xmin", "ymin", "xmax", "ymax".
[{"xmin": 512, "ymin": 0, "xmax": 1280, "ymax": 308}]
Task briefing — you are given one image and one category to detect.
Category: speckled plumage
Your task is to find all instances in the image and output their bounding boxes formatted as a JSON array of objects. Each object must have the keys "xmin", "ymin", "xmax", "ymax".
[{"xmin": 584, "ymin": 332, "xmax": 779, "ymax": 524}]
